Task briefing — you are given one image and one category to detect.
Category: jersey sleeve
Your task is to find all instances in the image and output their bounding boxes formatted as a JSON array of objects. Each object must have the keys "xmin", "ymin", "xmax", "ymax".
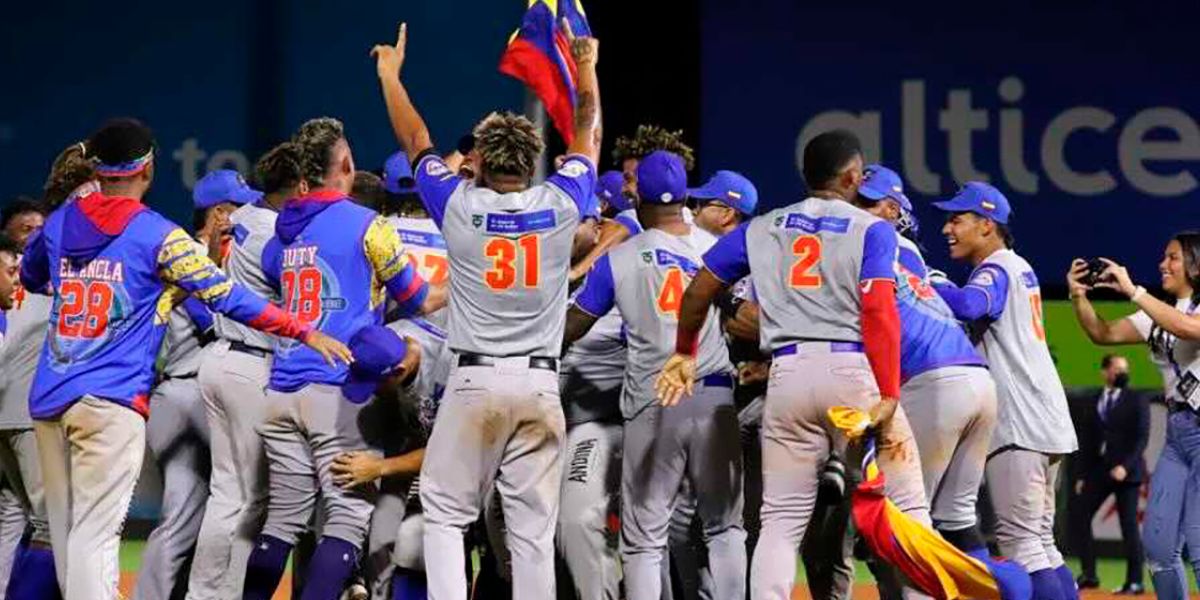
[
  {"xmin": 156, "ymin": 228, "xmax": 310, "ymax": 340},
  {"xmin": 261, "ymin": 238, "xmax": 282, "ymax": 291},
  {"xmin": 574, "ymin": 255, "xmax": 616, "ymax": 317},
  {"xmin": 363, "ymin": 217, "xmax": 429, "ymax": 318},
  {"xmin": 933, "ymin": 264, "xmax": 1009, "ymax": 321},
  {"xmin": 414, "ymin": 151, "xmax": 464, "ymax": 229},
  {"xmin": 703, "ymin": 222, "xmax": 751, "ymax": 284},
  {"xmin": 545, "ymin": 154, "xmax": 599, "ymax": 217},
  {"xmin": 860, "ymin": 221, "xmax": 899, "ymax": 282},
  {"xmin": 17, "ymin": 229, "xmax": 50, "ymax": 294},
  {"xmin": 1127, "ymin": 310, "xmax": 1152, "ymax": 341},
  {"xmin": 614, "ymin": 212, "xmax": 642, "ymax": 235},
  {"xmin": 181, "ymin": 297, "xmax": 215, "ymax": 333},
  {"xmin": 897, "ymin": 246, "xmax": 928, "ymax": 279}
]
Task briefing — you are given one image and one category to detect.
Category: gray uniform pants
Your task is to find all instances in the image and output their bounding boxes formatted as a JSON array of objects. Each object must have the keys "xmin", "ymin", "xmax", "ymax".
[
  {"xmin": 420, "ymin": 361, "xmax": 565, "ymax": 600},
  {"xmin": 0, "ymin": 479, "xmax": 26, "ymax": 600},
  {"xmin": 34, "ymin": 396, "xmax": 146, "ymax": 600},
  {"xmin": 750, "ymin": 350, "xmax": 929, "ymax": 600},
  {"xmin": 901, "ymin": 366, "xmax": 996, "ymax": 532},
  {"xmin": 259, "ymin": 384, "xmax": 377, "ymax": 547},
  {"xmin": 985, "ymin": 449, "xmax": 1065, "ymax": 573},
  {"xmin": 366, "ymin": 478, "xmax": 424, "ymax": 600},
  {"xmin": 188, "ymin": 341, "xmax": 272, "ymax": 600},
  {"xmin": 135, "ymin": 377, "xmax": 211, "ymax": 600},
  {"xmin": 558, "ymin": 419, "xmax": 622, "ymax": 600},
  {"xmin": 0, "ymin": 428, "xmax": 49, "ymax": 545},
  {"xmin": 668, "ymin": 481, "xmax": 714, "ymax": 600},
  {"xmin": 621, "ymin": 383, "xmax": 746, "ymax": 600}
]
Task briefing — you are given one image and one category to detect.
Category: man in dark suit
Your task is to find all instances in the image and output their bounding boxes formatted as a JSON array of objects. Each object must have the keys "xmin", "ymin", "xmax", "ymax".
[{"xmin": 1070, "ymin": 354, "xmax": 1148, "ymax": 595}]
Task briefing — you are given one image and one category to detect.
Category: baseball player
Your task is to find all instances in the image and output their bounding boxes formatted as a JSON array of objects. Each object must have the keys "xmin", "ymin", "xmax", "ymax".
[
  {"xmin": 383, "ymin": 150, "xmax": 449, "ymax": 330},
  {"xmin": 0, "ymin": 200, "xmax": 60, "ymax": 600},
  {"xmin": 564, "ymin": 150, "xmax": 745, "ymax": 600},
  {"xmin": 657, "ymin": 130, "xmax": 931, "ymax": 600},
  {"xmin": 372, "ymin": 20, "xmax": 601, "ymax": 600},
  {"xmin": 187, "ymin": 143, "xmax": 305, "ymax": 600},
  {"xmin": 852, "ymin": 166, "xmax": 997, "ymax": 553},
  {"xmin": 239, "ymin": 116, "xmax": 440, "ymax": 600},
  {"xmin": 0, "ymin": 232, "xmax": 35, "ymax": 600},
  {"xmin": 932, "ymin": 183, "xmax": 1078, "ymax": 600},
  {"xmin": 20, "ymin": 118, "xmax": 348, "ymax": 600},
  {"xmin": 136, "ymin": 171, "xmax": 263, "ymax": 600},
  {"xmin": 557, "ymin": 203, "xmax": 625, "ymax": 600}
]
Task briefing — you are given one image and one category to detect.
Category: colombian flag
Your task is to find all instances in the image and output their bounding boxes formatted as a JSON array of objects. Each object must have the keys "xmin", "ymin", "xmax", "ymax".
[
  {"xmin": 827, "ymin": 407, "xmax": 1032, "ymax": 600},
  {"xmin": 499, "ymin": 0, "xmax": 591, "ymax": 144}
]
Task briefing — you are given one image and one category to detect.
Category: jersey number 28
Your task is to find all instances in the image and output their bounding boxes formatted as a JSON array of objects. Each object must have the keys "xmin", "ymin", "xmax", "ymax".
[
  {"xmin": 57, "ymin": 280, "xmax": 114, "ymax": 339},
  {"xmin": 484, "ymin": 235, "xmax": 540, "ymax": 291},
  {"xmin": 281, "ymin": 267, "xmax": 323, "ymax": 323}
]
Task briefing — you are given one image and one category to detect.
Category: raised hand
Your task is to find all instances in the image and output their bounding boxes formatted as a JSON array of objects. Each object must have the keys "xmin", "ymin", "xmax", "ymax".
[
  {"xmin": 1095, "ymin": 257, "xmax": 1138, "ymax": 298},
  {"xmin": 1067, "ymin": 258, "xmax": 1091, "ymax": 298},
  {"xmin": 561, "ymin": 18, "xmax": 598, "ymax": 66},
  {"xmin": 371, "ymin": 22, "xmax": 408, "ymax": 79}
]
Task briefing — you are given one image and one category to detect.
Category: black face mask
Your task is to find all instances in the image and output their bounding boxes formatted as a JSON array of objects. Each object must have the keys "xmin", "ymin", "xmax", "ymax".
[{"xmin": 1112, "ymin": 372, "xmax": 1131, "ymax": 389}]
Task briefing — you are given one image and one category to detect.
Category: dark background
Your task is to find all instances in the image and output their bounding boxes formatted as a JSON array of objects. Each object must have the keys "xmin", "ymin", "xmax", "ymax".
[{"xmin": 4, "ymin": 0, "xmax": 1199, "ymax": 296}]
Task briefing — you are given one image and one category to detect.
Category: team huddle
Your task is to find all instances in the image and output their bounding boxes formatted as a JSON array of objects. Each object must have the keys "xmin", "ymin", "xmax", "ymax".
[{"xmin": 0, "ymin": 23, "xmax": 1093, "ymax": 600}]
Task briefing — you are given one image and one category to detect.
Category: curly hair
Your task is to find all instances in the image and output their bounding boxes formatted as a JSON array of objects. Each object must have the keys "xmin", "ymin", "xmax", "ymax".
[
  {"xmin": 351, "ymin": 171, "xmax": 387, "ymax": 212},
  {"xmin": 612, "ymin": 124, "xmax": 695, "ymax": 171},
  {"xmin": 43, "ymin": 142, "xmax": 95, "ymax": 207},
  {"xmin": 292, "ymin": 117, "xmax": 345, "ymax": 187},
  {"xmin": 254, "ymin": 141, "xmax": 306, "ymax": 195},
  {"xmin": 472, "ymin": 112, "xmax": 544, "ymax": 179}
]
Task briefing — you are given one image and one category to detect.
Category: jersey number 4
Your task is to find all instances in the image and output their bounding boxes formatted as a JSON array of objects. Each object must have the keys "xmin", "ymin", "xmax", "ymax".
[
  {"xmin": 484, "ymin": 235, "xmax": 540, "ymax": 291},
  {"xmin": 57, "ymin": 280, "xmax": 114, "ymax": 339},
  {"xmin": 789, "ymin": 235, "xmax": 823, "ymax": 289},
  {"xmin": 656, "ymin": 267, "xmax": 687, "ymax": 318},
  {"xmin": 281, "ymin": 267, "xmax": 323, "ymax": 323}
]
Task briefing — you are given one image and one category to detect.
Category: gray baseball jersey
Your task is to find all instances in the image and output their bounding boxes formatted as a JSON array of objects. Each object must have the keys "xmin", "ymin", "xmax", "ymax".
[
  {"xmin": 575, "ymin": 226, "xmax": 732, "ymax": 419},
  {"xmin": 559, "ymin": 303, "xmax": 625, "ymax": 425},
  {"xmin": 0, "ymin": 287, "xmax": 53, "ymax": 429},
  {"xmin": 417, "ymin": 153, "xmax": 597, "ymax": 358},
  {"xmin": 159, "ymin": 306, "xmax": 205, "ymax": 378},
  {"xmin": 387, "ymin": 216, "xmax": 449, "ymax": 330},
  {"xmin": 741, "ymin": 198, "xmax": 890, "ymax": 352},
  {"xmin": 386, "ymin": 317, "xmax": 452, "ymax": 434},
  {"xmin": 970, "ymin": 249, "xmax": 1077, "ymax": 455},
  {"xmin": 213, "ymin": 202, "xmax": 278, "ymax": 350}
]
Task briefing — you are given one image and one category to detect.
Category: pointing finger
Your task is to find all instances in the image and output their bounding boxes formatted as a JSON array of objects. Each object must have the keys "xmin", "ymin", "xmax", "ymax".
[{"xmin": 397, "ymin": 22, "xmax": 407, "ymax": 48}]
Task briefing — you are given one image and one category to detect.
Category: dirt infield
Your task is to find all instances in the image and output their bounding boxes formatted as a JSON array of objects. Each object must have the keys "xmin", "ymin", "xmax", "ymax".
[{"xmin": 117, "ymin": 574, "xmax": 1132, "ymax": 600}]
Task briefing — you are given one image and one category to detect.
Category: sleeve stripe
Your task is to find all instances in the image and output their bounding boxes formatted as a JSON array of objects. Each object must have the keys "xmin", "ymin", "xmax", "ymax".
[{"xmin": 391, "ymin": 267, "xmax": 427, "ymax": 303}]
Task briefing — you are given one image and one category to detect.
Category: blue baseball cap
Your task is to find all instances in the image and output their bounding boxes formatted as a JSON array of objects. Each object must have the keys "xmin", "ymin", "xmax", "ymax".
[
  {"xmin": 596, "ymin": 170, "xmax": 630, "ymax": 212},
  {"xmin": 858, "ymin": 164, "xmax": 912, "ymax": 212},
  {"xmin": 193, "ymin": 170, "xmax": 263, "ymax": 210},
  {"xmin": 688, "ymin": 170, "xmax": 759, "ymax": 215},
  {"xmin": 933, "ymin": 181, "xmax": 1011, "ymax": 225},
  {"xmin": 383, "ymin": 151, "xmax": 417, "ymax": 195},
  {"xmin": 636, "ymin": 151, "xmax": 687, "ymax": 205},
  {"xmin": 341, "ymin": 325, "xmax": 410, "ymax": 404}
]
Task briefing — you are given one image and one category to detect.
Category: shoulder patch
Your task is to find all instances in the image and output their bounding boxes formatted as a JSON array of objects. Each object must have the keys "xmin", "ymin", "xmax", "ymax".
[
  {"xmin": 424, "ymin": 159, "xmax": 450, "ymax": 177},
  {"xmin": 557, "ymin": 160, "xmax": 589, "ymax": 178},
  {"xmin": 969, "ymin": 270, "xmax": 995, "ymax": 287}
]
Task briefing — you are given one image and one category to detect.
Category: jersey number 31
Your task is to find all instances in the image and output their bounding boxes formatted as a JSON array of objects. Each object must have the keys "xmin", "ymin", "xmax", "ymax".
[{"xmin": 484, "ymin": 235, "xmax": 540, "ymax": 291}]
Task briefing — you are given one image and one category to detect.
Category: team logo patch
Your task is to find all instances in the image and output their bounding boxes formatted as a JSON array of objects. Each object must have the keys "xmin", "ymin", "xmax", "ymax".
[
  {"xmin": 425, "ymin": 160, "xmax": 449, "ymax": 177},
  {"xmin": 774, "ymin": 215, "xmax": 785, "ymax": 227},
  {"xmin": 472, "ymin": 214, "xmax": 483, "ymax": 228},
  {"xmin": 557, "ymin": 160, "xmax": 589, "ymax": 178},
  {"xmin": 642, "ymin": 251, "xmax": 653, "ymax": 264},
  {"xmin": 970, "ymin": 270, "xmax": 995, "ymax": 286}
]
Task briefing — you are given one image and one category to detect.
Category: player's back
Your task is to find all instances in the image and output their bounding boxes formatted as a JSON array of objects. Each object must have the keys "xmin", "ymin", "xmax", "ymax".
[
  {"xmin": 745, "ymin": 197, "xmax": 885, "ymax": 351},
  {"xmin": 894, "ymin": 236, "xmax": 985, "ymax": 381},
  {"xmin": 441, "ymin": 180, "xmax": 580, "ymax": 358},
  {"xmin": 610, "ymin": 227, "xmax": 730, "ymax": 418},
  {"xmin": 389, "ymin": 215, "xmax": 448, "ymax": 328},
  {"xmin": 29, "ymin": 205, "xmax": 183, "ymax": 418},
  {"xmin": 264, "ymin": 197, "xmax": 381, "ymax": 392},
  {"xmin": 973, "ymin": 249, "xmax": 1076, "ymax": 453},
  {"xmin": 214, "ymin": 201, "xmax": 278, "ymax": 349}
]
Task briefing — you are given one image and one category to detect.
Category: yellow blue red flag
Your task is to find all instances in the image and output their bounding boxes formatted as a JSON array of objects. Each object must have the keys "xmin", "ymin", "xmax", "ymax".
[{"xmin": 499, "ymin": 0, "xmax": 591, "ymax": 143}]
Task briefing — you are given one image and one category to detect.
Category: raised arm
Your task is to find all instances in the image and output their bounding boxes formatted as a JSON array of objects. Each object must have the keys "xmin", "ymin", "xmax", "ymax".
[
  {"xmin": 1097, "ymin": 257, "xmax": 1200, "ymax": 341},
  {"xmin": 373, "ymin": 23, "xmax": 433, "ymax": 160},
  {"xmin": 564, "ymin": 22, "xmax": 601, "ymax": 166}
]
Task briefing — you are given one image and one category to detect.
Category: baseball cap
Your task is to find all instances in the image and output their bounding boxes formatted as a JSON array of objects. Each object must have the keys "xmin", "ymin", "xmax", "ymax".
[
  {"xmin": 383, "ymin": 151, "xmax": 417, "ymax": 195},
  {"xmin": 858, "ymin": 164, "xmax": 912, "ymax": 212},
  {"xmin": 596, "ymin": 170, "xmax": 630, "ymax": 212},
  {"xmin": 688, "ymin": 170, "xmax": 758, "ymax": 215},
  {"xmin": 636, "ymin": 151, "xmax": 687, "ymax": 205},
  {"xmin": 933, "ymin": 181, "xmax": 1011, "ymax": 225},
  {"xmin": 341, "ymin": 325, "xmax": 410, "ymax": 404},
  {"xmin": 193, "ymin": 170, "xmax": 263, "ymax": 210}
]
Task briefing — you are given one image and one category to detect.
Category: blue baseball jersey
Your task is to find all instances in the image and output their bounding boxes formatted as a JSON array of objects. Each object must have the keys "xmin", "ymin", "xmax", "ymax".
[
  {"xmin": 21, "ymin": 194, "xmax": 306, "ymax": 419},
  {"xmin": 894, "ymin": 236, "xmax": 985, "ymax": 382},
  {"xmin": 263, "ymin": 192, "xmax": 427, "ymax": 396}
]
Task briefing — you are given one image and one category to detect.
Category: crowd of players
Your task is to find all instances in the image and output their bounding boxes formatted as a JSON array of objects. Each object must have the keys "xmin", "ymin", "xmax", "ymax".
[{"xmin": 1, "ymin": 21, "xmax": 1199, "ymax": 600}]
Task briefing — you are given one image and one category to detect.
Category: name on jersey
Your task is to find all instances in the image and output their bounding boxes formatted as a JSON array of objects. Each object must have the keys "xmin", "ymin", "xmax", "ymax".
[
  {"xmin": 58, "ymin": 258, "xmax": 125, "ymax": 282},
  {"xmin": 781, "ymin": 214, "xmax": 850, "ymax": 234},
  {"xmin": 398, "ymin": 229, "xmax": 447, "ymax": 250},
  {"xmin": 1020, "ymin": 271, "xmax": 1039, "ymax": 289},
  {"xmin": 481, "ymin": 209, "xmax": 557, "ymax": 234},
  {"xmin": 281, "ymin": 245, "xmax": 319, "ymax": 268},
  {"xmin": 652, "ymin": 249, "xmax": 700, "ymax": 277}
]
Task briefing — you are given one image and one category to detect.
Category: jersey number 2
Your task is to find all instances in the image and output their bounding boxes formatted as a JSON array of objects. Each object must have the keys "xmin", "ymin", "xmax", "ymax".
[
  {"xmin": 789, "ymin": 235, "xmax": 823, "ymax": 289},
  {"xmin": 281, "ymin": 267, "xmax": 323, "ymax": 323},
  {"xmin": 485, "ymin": 235, "xmax": 540, "ymax": 291},
  {"xmin": 57, "ymin": 280, "xmax": 114, "ymax": 338}
]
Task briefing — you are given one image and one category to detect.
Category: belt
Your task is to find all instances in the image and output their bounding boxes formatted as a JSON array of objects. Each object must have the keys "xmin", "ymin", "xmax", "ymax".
[
  {"xmin": 457, "ymin": 353, "xmax": 558, "ymax": 372},
  {"xmin": 772, "ymin": 340, "xmax": 864, "ymax": 358},
  {"xmin": 700, "ymin": 373, "xmax": 734, "ymax": 388},
  {"xmin": 229, "ymin": 340, "xmax": 272, "ymax": 358}
]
